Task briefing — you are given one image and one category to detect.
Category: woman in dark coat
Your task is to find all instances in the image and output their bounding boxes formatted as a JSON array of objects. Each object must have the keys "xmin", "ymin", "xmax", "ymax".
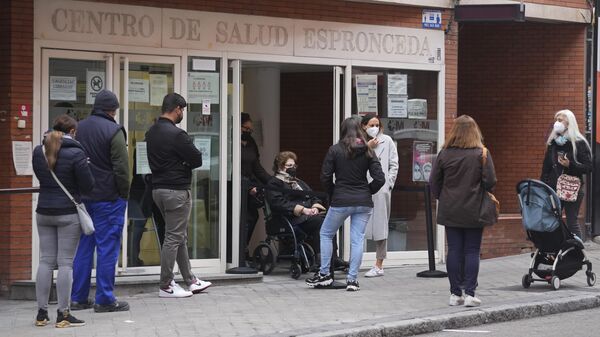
[
  {"xmin": 430, "ymin": 115, "xmax": 496, "ymax": 308},
  {"xmin": 540, "ymin": 109, "xmax": 592, "ymax": 240}
]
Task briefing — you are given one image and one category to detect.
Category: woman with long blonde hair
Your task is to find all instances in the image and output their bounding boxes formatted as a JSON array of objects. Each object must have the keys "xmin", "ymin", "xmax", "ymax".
[
  {"xmin": 430, "ymin": 115, "xmax": 497, "ymax": 307},
  {"xmin": 32, "ymin": 115, "xmax": 94, "ymax": 328},
  {"xmin": 541, "ymin": 109, "xmax": 592, "ymax": 240}
]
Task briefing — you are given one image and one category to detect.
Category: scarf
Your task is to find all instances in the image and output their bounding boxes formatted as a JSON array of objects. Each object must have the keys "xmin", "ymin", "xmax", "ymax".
[{"xmin": 275, "ymin": 171, "xmax": 303, "ymax": 191}]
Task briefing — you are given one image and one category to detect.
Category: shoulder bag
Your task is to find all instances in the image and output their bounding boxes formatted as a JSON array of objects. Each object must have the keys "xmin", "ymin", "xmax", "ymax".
[
  {"xmin": 42, "ymin": 147, "xmax": 94, "ymax": 235},
  {"xmin": 556, "ymin": 174, "xmax": 580, "ymax": 202},
  {"xmin": 479, "ymin": 147, "xmax": 500, "ymax": 226}
]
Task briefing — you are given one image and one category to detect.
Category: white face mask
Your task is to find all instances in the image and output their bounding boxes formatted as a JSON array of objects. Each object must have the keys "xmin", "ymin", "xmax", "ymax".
[
  {"xmin": 553, "ymin": 121, "xmax": 566, "ymax": 134},
  {"xmin": 366, "ymin": 126, "xmax": 379, "ymax": 138}
]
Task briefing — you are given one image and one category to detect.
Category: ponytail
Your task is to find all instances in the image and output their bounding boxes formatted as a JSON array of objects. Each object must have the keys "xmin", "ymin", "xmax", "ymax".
[{"xmin": 44, "ymin": 131, "xmax": 63, "ymax": 171}]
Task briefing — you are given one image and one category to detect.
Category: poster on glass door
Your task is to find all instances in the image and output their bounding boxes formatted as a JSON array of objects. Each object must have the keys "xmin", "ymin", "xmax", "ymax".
[
  {"xmin": 188, "ymin": 72, "xmax": 219, "ymax": 104},
  {"xmin": 86, "ymin": 71, "xmax": 105, "ymax": 105},
  {"xmin": 129, "ymin": 78, "xmax": 149, "ymax": 103},
  {"xmin": 356, "ymin": 74, "xmax": 378, "ymax": 114},
  {"xmin": 412, "ymin": 141, "xmax": 433, "ymax": 182}
]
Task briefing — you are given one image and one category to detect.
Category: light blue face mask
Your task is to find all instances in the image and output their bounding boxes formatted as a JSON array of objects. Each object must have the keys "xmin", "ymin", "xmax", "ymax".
[{"xmin": 555, "ymin": 135, "xmax": 568, "ymax": 146}]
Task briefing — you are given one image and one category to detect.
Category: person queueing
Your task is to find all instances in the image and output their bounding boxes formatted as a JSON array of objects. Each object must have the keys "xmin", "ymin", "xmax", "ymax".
[
  {"xmin": 33, "ymin": 115, "xmax": 94, "ymax": 327},
  {"xmin": 360, "ymin": 114, "xmax": 399, "ymax": 278},
  {"xmin": 541, "ymin": 109, "xmax": 592, "ymax": 241},
  {"xmin": 146, "ymin": 93, "xmax": 212, "ymax": 298},
  {"xmin": 71, "ymin": 90, "xmax": 130, "ymax": 313},
  {"xmin": 306, "ymin": 117, "xmax": 385, "ymax": 291},
  {"xmin": 429, "ymin": 115, "xmax": 497, "ymax": 307}
]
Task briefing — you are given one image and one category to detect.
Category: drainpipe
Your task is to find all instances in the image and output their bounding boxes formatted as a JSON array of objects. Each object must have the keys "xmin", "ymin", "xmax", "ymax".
[{"xmin": 592, "ymin": 0, "xmax": 599, "ymax": 239}]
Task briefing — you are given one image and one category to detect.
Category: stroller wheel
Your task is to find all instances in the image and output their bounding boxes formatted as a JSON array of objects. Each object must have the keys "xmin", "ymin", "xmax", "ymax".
[
  {"xmin": 587, "ymin": 272, "xmax": 596, "ymax": 287},
  {"xmin": 290, "ymin": 263, "xmax": 302, "ymax": 279},
  {"xmin": 521, "ymin": 274, "xmax": 532, "ymax": 289},
  {"xmin": 551, "ymin": 276, "xmax": 560, "ymax": 290}
]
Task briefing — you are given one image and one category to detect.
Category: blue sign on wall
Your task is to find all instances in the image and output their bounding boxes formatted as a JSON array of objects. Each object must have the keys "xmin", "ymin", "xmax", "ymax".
[{"xmin": 422, "ymin": 10, "xmax": 442, "ymax": 29}]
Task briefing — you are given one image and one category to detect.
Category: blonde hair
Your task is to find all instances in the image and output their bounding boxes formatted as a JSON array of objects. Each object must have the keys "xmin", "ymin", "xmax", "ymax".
[
  {"xmin": 443, "ymin": 115, "xmax": 484, "ymax": 149},
  {"xmin": 546, "ymin": 109, "xmax": 590, "ymax": 163}
]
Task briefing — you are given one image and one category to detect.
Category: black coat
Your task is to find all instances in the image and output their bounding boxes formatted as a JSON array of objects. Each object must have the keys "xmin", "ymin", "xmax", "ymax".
[
  {"xmin": 430, "ymin": 147, "xmax": 497, "ymax": 228},
  {"xmin": 241, "ymin": 136, "xmax": 270, "ymax": 186},
  {"xmin": 541, "ymin": 139, "xmax": 592, "ymax": 191},
  {"xmin": 266, "ymin": 176, "xmax": 325, "ymax": 220},
  {"xmin": 320, "ymin": 142, "xmax": 385, "ymax": 208},
  {"xmin": 32, "ymin": 137, "xmax": 95, "ymax": 215},
  {"xmin": 146, "ymin": 118, "xmax": 203, "ymax": 190}
]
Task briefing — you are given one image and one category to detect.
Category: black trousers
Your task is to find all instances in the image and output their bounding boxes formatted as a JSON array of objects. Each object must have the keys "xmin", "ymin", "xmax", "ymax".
[{"xmin": 563, "ymin": 191, "xmax": 584, "ymax": 239}]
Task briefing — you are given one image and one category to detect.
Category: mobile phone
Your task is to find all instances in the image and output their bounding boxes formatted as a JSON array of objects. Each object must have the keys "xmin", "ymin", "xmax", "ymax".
[{"xmin": 557, "ymin": 151, "xmax": 566, "ymax": 159}]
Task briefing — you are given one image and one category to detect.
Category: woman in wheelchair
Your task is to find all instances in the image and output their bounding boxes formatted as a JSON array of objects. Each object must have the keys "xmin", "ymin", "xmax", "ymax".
[{"xmin": 266, "ymin": 151, "xmax": 348, "ymax": 270}]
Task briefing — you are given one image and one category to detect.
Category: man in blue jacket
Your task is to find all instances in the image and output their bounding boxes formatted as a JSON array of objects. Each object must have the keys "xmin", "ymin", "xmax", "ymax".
[
  {"xmin": 146, "ymin": 93, "xmax": 212, "ymax": 298},
  {"xmin": 71, "ymin": 90, "xmax": 130, "ymax": 313}
]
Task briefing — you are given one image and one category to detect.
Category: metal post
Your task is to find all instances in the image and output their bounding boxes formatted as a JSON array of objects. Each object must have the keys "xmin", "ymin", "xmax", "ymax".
[
  {"xmin": 417, "ymin": 184, "xmax": 447, "ymax": 278},
  {"xmin": 591, "ymin": 0, "xmax": 600, "ymax": 238}
]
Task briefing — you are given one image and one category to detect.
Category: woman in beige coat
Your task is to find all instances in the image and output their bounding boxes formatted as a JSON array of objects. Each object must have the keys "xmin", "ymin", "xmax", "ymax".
[{"xmin": 361, "ymin": 114, "xmax": 399, "ymax": 277}]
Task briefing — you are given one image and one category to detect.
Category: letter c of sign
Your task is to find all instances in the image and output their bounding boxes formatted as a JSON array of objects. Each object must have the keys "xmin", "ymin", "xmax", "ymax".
[{"xmin": 52, "ymin": 8, "xmax": 68, "ymax": 32}]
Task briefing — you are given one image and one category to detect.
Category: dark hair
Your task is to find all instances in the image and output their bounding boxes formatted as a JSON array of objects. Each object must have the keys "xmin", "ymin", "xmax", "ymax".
[
  {"xmin": 52, "ymin": 114, "xmax": 77, "ymax": 133},
  {"xmin": 360, "ymin": 113, "xmax": 378, "ymax": 126},
  {"xmin": 161, "ymin": 93, "xmax": 187, "ymax": 113},
  {"xmin": 340, "ymin": 117, "xmax": 373, "ymax": 158},
  {"xmin": 241, "ymin": 112, "xmax": 252, "ymax": 125},
  {"xmin": 272, "ymin": 151, "xmax": 297, "ymax": 173},
  {"xmin": 46, "ymin": 114, "xmax": 77, "ymax": 170}
]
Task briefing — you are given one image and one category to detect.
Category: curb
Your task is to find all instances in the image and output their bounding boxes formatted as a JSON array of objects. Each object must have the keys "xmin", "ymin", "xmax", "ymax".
[{"xmin": 296, "ymin": 294, "xmax": 600, "ymax": 337}]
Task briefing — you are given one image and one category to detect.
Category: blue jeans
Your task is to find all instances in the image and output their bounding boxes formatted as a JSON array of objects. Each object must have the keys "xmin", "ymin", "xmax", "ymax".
[
  {"xmin": 319, "ymin": 206, "xmax": 372, "ymax": 281},
  {"xmin": 71, "ymin": 199, "xmax": 126, "ymax": 305},
  {"xmin": 446, "ymin": 227, "xmax": 483, "ymax": 297}
]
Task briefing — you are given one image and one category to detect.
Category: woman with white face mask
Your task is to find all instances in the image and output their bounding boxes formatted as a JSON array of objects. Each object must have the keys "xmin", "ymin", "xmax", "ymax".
[
  {"xmin": 541, "ymin": 109, "xmax": 592, "ymax": 241},
  {"xmin": 360, "ymin": 114, "xmax": 399, "ymax": 277}
]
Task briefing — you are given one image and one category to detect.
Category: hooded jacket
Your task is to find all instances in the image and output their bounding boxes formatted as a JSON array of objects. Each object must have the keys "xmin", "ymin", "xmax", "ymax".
[{"xmin": 320, "ymin": 141, "xmax": 385, "ymax": 207}]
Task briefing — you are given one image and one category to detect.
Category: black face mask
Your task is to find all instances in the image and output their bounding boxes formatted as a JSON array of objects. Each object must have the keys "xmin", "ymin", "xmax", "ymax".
[
  {"xmin": 286, "ymin": 167, "xmax": 297, "ymax": 177},
  {"xmin": 241, "ymin": 131, "xmax": 252, "ymax": 141}
]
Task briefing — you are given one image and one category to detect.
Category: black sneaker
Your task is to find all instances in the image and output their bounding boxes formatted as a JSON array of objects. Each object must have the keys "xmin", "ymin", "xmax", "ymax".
[
  {"xmin": 333, "ymin": 257, "xmax": 349, "ymax": 270},
  {"xmin": 94, "ymin": 300, "xmax": 130, "ymax": 313},
  {"xmin": 346, "ymin": 279, "xmax": 360, "ymax": 292},
  {"xmin": 35, "ymin": 308, "xmax": 49, "ymax": 327},
  {"xmin": 305, "ymin": 272, "xmax": 333, "ymax": 288},
  {"xmin": 55, "ymin": 309, "xmax": 85, "ymax": 328},
  {"xmin": 70, "ymin": 299, "xmax": 94, "ymax": 311}
]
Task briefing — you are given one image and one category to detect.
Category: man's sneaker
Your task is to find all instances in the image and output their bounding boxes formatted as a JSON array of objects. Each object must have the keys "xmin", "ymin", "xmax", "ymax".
[
  {"xmin": 55, "ymin": 309, "xmax": 85, "ymax": 328},
  {"xmin": 364, "ymin": 266, "xmax": 384, "ymax": 278},
  {"xmin": 593, "ymin": 236, "xmax": 600, "ymax": 245},
  {"xmin": 189, "ymin": 279, "xmax": 212, "ymax": 294},
  {"xmin": 346, "ymin": 279, "xmax": 360, "ymax": 291},
  {"xmin": 93, "ymin": 300, "xmax": 130, "ymax": 313},
  {"xmin": 70, "ymin": 299, "xmax": 94, "ymax": 311},
  {"xmin": 449, "ymin": 294, "xmax": 464, "ymax": 306},
  {"xmin": 35, "ymin": 308, "xmax": 49, "ymax": 327},
  {"xmin": 159, "ymin": 281, "xmax": 193, "ymax": 298},
  {"xmin": 305, "ymin": 272, "xmax": 333, "ymax": 288},
  {"xmin": 464, "ymin": 295, "xmax": 481, "ymax": 307}
]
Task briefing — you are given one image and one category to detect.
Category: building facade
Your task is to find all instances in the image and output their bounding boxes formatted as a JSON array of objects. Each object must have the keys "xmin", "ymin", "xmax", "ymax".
[{"xmin": 0, "ymin": 0, "xmax": 591, "ymax": 294}]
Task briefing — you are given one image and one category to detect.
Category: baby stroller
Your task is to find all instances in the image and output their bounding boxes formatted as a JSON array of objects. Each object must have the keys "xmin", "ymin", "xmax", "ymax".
[
  {"xmin": 252, "ymin": 197, "xmax": 316, "ymax": 279},
  {"xmin": 516, "ymin": 179, "xmax": 595, "ymax": 290}
]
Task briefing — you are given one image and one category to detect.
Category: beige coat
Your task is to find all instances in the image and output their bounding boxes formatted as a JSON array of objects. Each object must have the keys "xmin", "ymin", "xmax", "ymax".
[{"xmin": 365, "ymin": 133, "xmax": 399, "ymax": 241}]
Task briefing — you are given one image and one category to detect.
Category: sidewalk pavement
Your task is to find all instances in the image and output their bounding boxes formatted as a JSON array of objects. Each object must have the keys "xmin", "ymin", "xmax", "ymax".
[{"xmin": 2, "ymin": 244, "xmax": 600, "ymax": 337}]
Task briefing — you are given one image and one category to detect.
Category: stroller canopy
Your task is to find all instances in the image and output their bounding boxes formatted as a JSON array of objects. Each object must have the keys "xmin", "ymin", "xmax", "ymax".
[{"xmin": 516, "ymin": 179, "xmax": 561, "ymax": 233}]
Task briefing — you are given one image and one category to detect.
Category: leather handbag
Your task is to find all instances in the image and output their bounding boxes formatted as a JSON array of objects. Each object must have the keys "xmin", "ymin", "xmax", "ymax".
[
  {"xmin": 42, "ymin": 147, "xmax": 95, "ymax": 235},
  {"xmin": 479, "ymin": 147, "xmax": 500, "ymax": 226},
  {"xmin": 556, "ymin": 173, "xmax": 581, "ymax": 202}
]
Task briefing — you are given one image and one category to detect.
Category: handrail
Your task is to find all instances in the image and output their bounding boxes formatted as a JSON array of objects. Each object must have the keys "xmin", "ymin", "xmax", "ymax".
[{"xmin": 0, "ymin": 187, "xmax": 40, "ymax": 195}]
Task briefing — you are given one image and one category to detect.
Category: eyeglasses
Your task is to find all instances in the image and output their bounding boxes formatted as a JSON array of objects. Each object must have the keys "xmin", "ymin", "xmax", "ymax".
[{"xmin": 241, "ymin": 126, "xmax": 254, "ymax": 133}]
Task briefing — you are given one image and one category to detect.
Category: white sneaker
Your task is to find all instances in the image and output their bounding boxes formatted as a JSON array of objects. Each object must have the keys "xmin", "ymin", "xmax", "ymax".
[
  {"xmin": 364, "ymin": 266, "xmax": 384, "ymax": 278},
  {"xmin": 159, "ymin": 281, "xmax": 193, "ymax": 298},
  {"xmin": 449, "ymin": 294, "xmax": 464, "ymax": 306},
  {"xmin": 189, "ymin": 279, "xmax": 212, "ymax": 294},
  {"xmin": 464, "ymin": 295, "xmax": 481, "ymax": 307},
  {"xmin": 592, "ymin": 236, "xmax": 600, "ymax": 245}
]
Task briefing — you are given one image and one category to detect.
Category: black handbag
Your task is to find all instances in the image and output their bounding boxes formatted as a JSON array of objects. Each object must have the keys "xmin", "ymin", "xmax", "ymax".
[{"xmin": 479, "ymin": 147, "xmax": 499, "ymax": 226}]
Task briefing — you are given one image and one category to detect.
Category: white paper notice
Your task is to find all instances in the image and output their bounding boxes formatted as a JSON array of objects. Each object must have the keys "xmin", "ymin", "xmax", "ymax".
[
  {"xmin": 408, "ymin": 99, "xmax": 428, "ymax": 120},
  {"xmin": 50, "ymin": 76, "xmax": 77, "ymax": 101},
  {"xmin": 86, "ymin": 71, "xmax": 106, "ymax": 105},
  {"xmin": 202, "ymin": 99, "xmax": 211, "ymax": 115},
  {"xmin": 388, "ymin": 74, "xmax": 407, "ymax": 95},
  {"xmin": 188, "ymin": 72, "xmax": 220, "ymax": 104},
  {"xmin": 129, "ymin": 79, "xmax": 149, "ymax": 103},
  {"xmin": 356, "ymin": 75, "xmax": 378, "ymax": 114},
  {"xmin": 12, "ymin": 141, "xmax": 33, "ymax": 175},
  {"xmin": 135, "ymin": 142, "xmax": 151, "ymax": 175},
  {"xmin": 193, "ymin": 137, "xmax": 211, "ymax": 171},
  {"xmin": 150, "ymin": 74, "xmax": 168, "ymax": 106},
  {"xmin": 388, "ymin": 96, "xmax": 408, "ymax": 118}
]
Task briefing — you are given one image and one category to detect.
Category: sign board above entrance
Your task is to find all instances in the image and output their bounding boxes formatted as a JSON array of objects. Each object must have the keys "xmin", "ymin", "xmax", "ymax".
[{"xmin": 35, "ymin": 0, "xmax": 445, "ymax": 65}]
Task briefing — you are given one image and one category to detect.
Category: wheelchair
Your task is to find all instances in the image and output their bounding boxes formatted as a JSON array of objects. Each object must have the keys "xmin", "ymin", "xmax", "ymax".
[{"xmin": 252, "ymin": 198, "xmax": 317, "ymax": 279}]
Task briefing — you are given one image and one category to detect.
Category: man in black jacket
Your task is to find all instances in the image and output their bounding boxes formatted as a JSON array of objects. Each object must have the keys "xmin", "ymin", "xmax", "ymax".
[{"xmin": 146, "ymin": 93, "xmax": 212, "ymax": 298}]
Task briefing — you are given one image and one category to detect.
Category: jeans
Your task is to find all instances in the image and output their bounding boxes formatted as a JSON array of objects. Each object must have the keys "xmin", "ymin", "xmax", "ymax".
[
  {"xmin": 72, "ymin": 199, "xmax": 126, "ymax": 306},
  {"xmin": 319, "ymin": 206, "xmax": 372, "ymax": 281},
  {"xmin": 446, "ymin": 226, "xmax": 483, "ymax": 297}
]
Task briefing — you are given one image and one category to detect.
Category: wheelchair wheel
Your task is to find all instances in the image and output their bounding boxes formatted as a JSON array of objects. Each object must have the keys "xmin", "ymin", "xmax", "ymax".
[
  {"xmin": 300, "ymin": 243, "xmax": 316, "ymax": 273},
  {"xmin": 253, "ymin": 243, "xmax": 276, "ymax": 275},
  {"xmin": 290, "ymin": 263, "xmax": 302, "ymax": 279}
]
